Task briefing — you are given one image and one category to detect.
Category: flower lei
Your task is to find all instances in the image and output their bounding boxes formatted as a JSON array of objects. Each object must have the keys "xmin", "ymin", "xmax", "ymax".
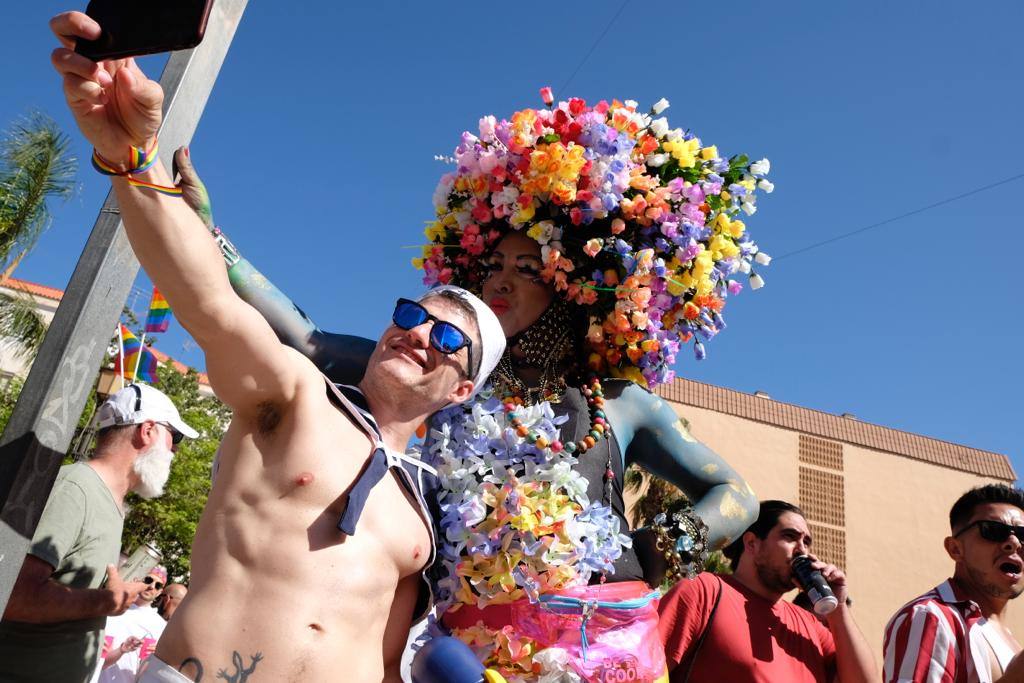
[
  {"xmin": 415, "ymin": 90, "xmax": 773, "ymax": 389},
  {"xmin": 426, "ymin": 389, "xmax": 632, "ymax": 616},
  {"xmin": 457, "ymin": 623, "xmax": 582, "ymax": 682}
]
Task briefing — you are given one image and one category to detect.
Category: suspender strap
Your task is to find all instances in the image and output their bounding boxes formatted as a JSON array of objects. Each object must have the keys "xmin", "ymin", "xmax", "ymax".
[
  {"xmin": 682, "ymin": 576, "xmax": 724, "ymax": 683},
  {"xmin": 325, "ymin": 380, "xmax": 388, "ymax": 536},
  {"xmin": 337, "ymin": 447, "xmax": 389, "ymax": 536},
  {"xmin": 326, "ymin": 380, "xmax": 383, "ymax": 445},
  {"xmin": 323, "ymin": 379, "xmax": 437, "ymax": 536}
]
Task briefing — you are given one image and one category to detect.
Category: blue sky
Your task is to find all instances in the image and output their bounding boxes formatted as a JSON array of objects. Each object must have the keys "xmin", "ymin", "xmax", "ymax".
[{"xmin": 3, "ymin": 1, "xmax": 1021, "ymax": 472}]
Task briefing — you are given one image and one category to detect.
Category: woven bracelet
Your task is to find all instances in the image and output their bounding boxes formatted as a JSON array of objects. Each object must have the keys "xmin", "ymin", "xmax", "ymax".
[{"xmin": 91, "ymin": 140, "xmax": 183, "ymax": 197}]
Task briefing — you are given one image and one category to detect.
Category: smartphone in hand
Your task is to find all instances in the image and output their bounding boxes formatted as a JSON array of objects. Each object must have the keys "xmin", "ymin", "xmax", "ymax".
[{"xmin": 74, "ymin": 0, "xmax": 215, "ymax": 61}]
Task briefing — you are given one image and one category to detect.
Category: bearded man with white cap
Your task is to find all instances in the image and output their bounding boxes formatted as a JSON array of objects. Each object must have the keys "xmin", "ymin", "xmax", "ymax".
[{"xmin": 0, "ymin": 383, "xmax": 197, "ymax": 683}]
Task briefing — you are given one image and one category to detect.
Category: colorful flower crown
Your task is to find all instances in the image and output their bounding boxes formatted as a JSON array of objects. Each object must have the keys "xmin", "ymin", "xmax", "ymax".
[{"xmin": 415, "ymin": 89, "xmax": 773, "ymax": 388}]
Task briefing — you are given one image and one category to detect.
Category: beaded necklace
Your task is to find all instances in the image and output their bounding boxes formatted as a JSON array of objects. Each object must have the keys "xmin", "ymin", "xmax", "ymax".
[
  {"xmin": 498, "ymin": 372, "xmax": 617, "ymax": 542},
  {"xmin": 494, "ymin": 298, "xmax": 575, "ymax": 405},
  {"xmin": 493, "ymin": 352, "xmax": 565, "ymax": 405}
]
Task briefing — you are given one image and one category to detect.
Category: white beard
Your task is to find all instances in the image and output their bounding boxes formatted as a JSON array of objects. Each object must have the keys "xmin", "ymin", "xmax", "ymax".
[{"xmin": 131, "ymin": 444, "xmax": 174, "ymax": 499}]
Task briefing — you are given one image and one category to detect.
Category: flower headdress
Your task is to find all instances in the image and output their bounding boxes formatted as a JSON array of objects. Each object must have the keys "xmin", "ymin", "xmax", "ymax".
[{"xmin": 415, "ymin": 89, "xmax": 773, "ymax": 389}]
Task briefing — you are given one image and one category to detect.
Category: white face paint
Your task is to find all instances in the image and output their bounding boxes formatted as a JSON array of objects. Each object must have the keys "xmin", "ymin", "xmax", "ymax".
[{"xmin": 131, "ymin": 443, "xmax": 174, "ymax": 499}]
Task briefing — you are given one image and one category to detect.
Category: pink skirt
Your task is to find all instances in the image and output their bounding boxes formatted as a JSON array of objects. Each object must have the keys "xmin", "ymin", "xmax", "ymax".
[{"xmin": 444, "ymin": 581, "xmax": 669, "ymax": 682}]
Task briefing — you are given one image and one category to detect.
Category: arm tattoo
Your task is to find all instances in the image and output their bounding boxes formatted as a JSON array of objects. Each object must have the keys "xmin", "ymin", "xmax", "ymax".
[{"xmin": 179, "ymin": 652, "xmax": 263, "ymax": 682}]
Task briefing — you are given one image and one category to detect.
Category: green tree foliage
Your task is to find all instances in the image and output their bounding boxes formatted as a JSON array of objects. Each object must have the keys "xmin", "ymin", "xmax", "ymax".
[
  {"xmin": 0, "ymin": 376, "xmax": 24, "ymax": 434},
  {"xmin": 0, "ymin": 112, "xmax": 76, "ymax": 273},
  {"xmin": 625, "ymin": 462, "xmax": 688, "ymax": 529},
  {"xmin": 0, "ymin": 290, "xmax": 48, "ymax": 362},
  {"xmin": 121, "ymin": 364, "xmax": 230, "ymax": 583},
  {"xmin": 705, "ymin": 548, "xmax": 733, "ymax": 576},
  {"xmin": 0, "ymin": 112, "xmax": 77, "ymax": 361}
]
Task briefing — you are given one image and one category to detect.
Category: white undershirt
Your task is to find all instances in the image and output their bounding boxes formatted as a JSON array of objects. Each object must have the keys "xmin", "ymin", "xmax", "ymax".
[{"xmin": 979, "ymin": 619, "xmax": 1017, "ymax": 672}]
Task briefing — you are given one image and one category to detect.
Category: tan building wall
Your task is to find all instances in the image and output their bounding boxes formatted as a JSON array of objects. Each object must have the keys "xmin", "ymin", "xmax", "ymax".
[
  {"xmin": 0, "ymin": 279, "xmax": 61, "ymax": 381},
  {"xmin": 641, "ymin": 378, "xmax": 1019, "ymax": 669}
]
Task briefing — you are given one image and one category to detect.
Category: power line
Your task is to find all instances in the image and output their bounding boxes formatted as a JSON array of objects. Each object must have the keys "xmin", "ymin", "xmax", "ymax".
[
  {"xmin": 122, "ymin": 285, "xmax": 151, "ymax": 318},
  {"xmin": 557, "ymin": 0, "xmax": 632, "ymax": 95},
  {"xmin": 775, "ymin": 172, "xmax": 1024, "ymax": 261}
]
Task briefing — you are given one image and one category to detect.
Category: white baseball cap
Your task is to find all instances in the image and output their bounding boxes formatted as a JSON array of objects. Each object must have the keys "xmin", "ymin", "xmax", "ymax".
[
  {"xmin": 97, "ymin": 383, "xmax": 199, "ymax": 441},
  {"xmin": 418, "ymin": 285, "xmax": 506, "ymax": 396}
]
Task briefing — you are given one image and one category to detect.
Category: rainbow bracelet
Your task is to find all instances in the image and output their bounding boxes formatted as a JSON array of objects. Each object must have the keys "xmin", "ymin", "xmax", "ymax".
[{"xmin": 91, "ymin": 140, "xmax": 183, "ymax": 197}]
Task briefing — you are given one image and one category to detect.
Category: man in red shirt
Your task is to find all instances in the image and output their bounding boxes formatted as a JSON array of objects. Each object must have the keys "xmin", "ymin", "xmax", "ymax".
[{"xmin": 658, "ymin": 500, "xmax": 876, "ymax": 683}]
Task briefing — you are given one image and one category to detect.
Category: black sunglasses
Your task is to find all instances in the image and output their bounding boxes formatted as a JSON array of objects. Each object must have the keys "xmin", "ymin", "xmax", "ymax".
[
  {"xmin": 143, "ymin": 576, "xmax": 165, "ymax": 590},
  {"xmin": 157, "ymin": 422, "xmax": 184, "ymax": 445},
  {"xmin": 955, "ymin": 520, "xmax": 1024, "ymax": 543},
  {"xmin": 392, "ymin": 299, "xmax": 474, "ymax": 375},
  {"xmin": 129, "ymin": 386, "xmax": 183, "ymax": 445}
]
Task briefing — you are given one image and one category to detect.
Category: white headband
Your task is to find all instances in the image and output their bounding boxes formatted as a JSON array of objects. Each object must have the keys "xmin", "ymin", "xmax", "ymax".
[{"xmin": 418, "ymin": 285, "xmax": 505, "ymax": 395}]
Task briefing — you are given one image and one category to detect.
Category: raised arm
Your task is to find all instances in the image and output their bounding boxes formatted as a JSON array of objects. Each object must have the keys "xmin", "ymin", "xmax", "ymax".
[
  {"xmin": 173, "ymin": 148, "xmax": 374, "ymax": 385},
  {"xmin": 50, "ymin": 11, "xmax": 311, "ymax": 416},
  {"xmin": 603, "ymin": 382, "xmax": 757, "ymax": 548}
]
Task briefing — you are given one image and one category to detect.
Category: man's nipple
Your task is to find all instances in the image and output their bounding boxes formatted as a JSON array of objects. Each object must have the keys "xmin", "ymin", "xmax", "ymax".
[{"xmin": 295, "ymin": 472, "xmax": 315, "ymax": 486}]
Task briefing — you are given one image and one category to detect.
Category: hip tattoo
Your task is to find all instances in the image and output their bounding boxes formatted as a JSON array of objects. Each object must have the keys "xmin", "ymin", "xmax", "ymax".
[{"xmin": 179, "ymin": 651, "xmax": 264, "ymax": 682}]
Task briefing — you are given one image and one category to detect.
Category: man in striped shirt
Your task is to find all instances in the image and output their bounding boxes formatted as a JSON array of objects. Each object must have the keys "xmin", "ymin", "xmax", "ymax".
[{"xmin": 883, "ymin": 484, "xmax": 1024, "ymax": 682}]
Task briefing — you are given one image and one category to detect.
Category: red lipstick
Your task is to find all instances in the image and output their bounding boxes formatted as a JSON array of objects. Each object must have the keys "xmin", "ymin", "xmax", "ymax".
[{"xmin": 489, "ymin": 297, "xmax": 510, "ymax": 314}]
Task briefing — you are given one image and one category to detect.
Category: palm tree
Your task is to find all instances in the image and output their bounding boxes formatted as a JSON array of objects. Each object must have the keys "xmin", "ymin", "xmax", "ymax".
[
  {"xmin": 0, "ymin": 291, "xmax": 48, "ymax": 361},
  {"xmin": 0, "ymin": 112, "xmax": 77, "ymax": 360}
]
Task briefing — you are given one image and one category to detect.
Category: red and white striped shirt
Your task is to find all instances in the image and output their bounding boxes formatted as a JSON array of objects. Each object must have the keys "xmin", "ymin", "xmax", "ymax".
[{"xmin": 883, "ymin": 579, "xmax": 989, "ymax": 683}]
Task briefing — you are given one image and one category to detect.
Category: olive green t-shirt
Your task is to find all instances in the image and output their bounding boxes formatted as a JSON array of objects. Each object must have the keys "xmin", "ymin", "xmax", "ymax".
[{"xmin": 0, "ymin": 462, "xmax": 124, "ymax": 682}]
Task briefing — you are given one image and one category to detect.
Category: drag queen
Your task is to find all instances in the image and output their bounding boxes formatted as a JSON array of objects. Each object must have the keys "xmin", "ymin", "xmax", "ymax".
[{"xmin": 179, "ymin": 91, "xmax": 773, "ymax": 681}]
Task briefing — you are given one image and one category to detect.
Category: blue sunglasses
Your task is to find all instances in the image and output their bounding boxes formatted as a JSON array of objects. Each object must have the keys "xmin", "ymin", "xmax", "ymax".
[{"xmin": 392, "ymin": 299, "xmax": 474, "ymax": 376}]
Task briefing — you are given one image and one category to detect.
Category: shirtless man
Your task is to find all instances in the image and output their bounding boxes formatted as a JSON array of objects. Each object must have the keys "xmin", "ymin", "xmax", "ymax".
[{"xmin": 49, "ymin": 11, "xmax": 504, "ymax": 681}]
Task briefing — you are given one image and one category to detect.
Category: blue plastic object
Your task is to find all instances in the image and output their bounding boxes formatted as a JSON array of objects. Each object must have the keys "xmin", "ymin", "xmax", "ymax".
[{"xmin": 410, "ymin": 635, "xmax": 486, "ymax": 683}]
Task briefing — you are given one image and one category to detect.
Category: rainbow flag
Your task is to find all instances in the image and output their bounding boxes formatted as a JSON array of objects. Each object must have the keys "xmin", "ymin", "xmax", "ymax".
[
  {"xmin": 144, "ymin": 288, "xmax": 172, "ymax": 334},
  {"xmin": 118, "ymin": 324, "xmax": 159, "ymax": 383}
]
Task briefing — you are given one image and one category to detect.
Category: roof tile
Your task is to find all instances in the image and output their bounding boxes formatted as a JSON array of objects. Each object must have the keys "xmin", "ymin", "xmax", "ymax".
[
  {"xmin": 3, "ymin": 277, "xmax": 211, "ymax": 387},
  {"xmin": 147, "ymin": 345, "xmax": 210, "ymax": 385},
  {"xmin": 655, "ymin": 377, "xmax": 1015, "ymax": 481},
  {"xmin": 1, "ymin": 277, "xmax": 64, "ymax": 301}
]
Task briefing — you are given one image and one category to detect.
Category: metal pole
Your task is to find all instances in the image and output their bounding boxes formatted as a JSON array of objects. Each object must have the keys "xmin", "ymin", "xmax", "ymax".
[{"xmin": 0, "ymin": 0, "xmax": 248, "ymax": 614}]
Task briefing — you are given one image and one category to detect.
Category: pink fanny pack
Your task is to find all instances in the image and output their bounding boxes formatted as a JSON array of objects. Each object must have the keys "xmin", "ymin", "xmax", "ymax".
[{"xmin": 515, "ymin": 581, "xmax": 666, "ymax": 681}]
